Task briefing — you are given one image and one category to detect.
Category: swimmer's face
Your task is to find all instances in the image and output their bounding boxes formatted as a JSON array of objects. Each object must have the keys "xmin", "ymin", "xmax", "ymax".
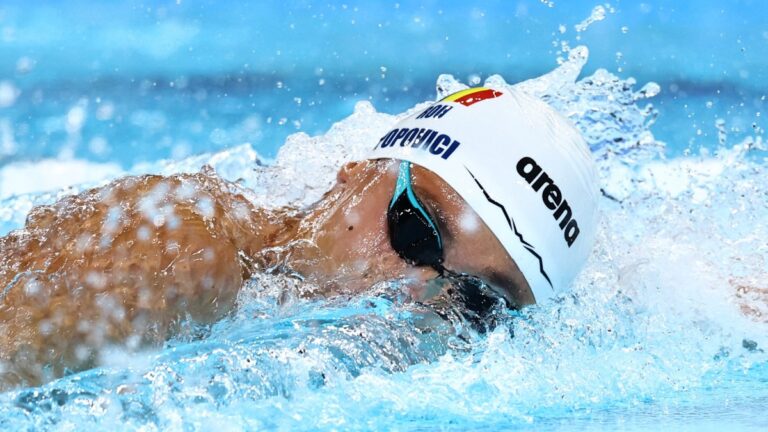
[{"xmin": 296, "ymin": 159, "xmax": 534, "ymax": 306}]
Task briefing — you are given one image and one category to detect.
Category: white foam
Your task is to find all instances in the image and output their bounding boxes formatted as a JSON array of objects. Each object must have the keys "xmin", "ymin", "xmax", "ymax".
[{"xmin": 0, "ymin": 158, "xmax": 122, "ymax": 199}]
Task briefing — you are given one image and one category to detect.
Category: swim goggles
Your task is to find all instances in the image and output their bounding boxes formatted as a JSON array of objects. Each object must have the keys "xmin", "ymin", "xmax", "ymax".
[
  {"xmin": 387, "ymin": 161, "xmax": 444, "ymax": 269},
  {"xmin": 386, "ymin": 160, "xmax": 514, "ymax": 323}
]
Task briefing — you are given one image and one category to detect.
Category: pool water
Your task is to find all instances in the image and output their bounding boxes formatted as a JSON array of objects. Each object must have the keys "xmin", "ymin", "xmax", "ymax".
[{"xmin": 0, "ymin": 1, "xmax": 766, "ymax": 430}]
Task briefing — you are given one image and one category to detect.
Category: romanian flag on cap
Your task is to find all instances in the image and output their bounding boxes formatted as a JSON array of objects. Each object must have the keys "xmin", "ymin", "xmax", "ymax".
[{"xmin": 440, "ymin": 87, "xmax": 503, "ymax": 107}]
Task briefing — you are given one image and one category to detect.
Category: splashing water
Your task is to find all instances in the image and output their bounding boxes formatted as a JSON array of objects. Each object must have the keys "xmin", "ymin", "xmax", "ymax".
[
  {"xmin": 574, "ymin": 5, "xmax": 608, "ymax": 33},
  {"xmin": 0, "ymin": 44, "xmax": 766, "ymax": 431}
]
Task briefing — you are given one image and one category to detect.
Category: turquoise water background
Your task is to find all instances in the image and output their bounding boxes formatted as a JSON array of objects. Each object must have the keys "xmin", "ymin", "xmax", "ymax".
[{"xmin": 0, "ymin": 0, "xmax": 765, "ymax": 166}]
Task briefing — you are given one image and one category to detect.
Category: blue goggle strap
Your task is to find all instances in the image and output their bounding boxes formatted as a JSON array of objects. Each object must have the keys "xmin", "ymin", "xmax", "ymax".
[{"xmin": 389, "ymin": 161, "xmax": 442, "ymax": 247}]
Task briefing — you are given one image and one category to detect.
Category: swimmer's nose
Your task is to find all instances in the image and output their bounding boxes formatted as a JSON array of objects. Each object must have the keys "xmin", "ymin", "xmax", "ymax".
[
  {"xmin": 402, "ymin": 264, "xmax": 441, "ymax": 282},
  {"xmin": 399, "ymin": 265, "xmax": 443, "ymax": 301}
]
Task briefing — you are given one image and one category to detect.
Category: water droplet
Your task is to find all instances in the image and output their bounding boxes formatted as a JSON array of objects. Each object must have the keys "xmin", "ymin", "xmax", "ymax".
[
  {"xmin": 715, "ymin": 118, "xmax": 727, "ymax": 145},
  {"xmin": 574, "ymin": 5, "xmax": 606, "ymax": 32},
  {"xmin": 0, "ymin": 81, "xmax": 19, "ymax": 108},
  {"xmin": 15, "ymin": 56, "xmax": 35, "ymax": 74}
]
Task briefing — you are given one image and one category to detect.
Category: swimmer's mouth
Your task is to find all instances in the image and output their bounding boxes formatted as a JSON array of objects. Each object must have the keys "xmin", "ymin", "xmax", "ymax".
[{"xmin": 432, "ymin": 267, "xmax": 513, "ymax": 331}]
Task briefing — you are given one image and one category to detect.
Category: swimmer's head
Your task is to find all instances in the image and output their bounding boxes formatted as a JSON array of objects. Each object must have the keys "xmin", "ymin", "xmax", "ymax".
[{"xmin": 368, "ymin": 87, "xmax": 599, "ymax": 303}]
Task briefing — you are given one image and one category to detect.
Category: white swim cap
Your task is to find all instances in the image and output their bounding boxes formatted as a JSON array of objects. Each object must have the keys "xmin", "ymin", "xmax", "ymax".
[{"xmin": 367, "ymin": 87, "xmax": 599, "ymax": 302}]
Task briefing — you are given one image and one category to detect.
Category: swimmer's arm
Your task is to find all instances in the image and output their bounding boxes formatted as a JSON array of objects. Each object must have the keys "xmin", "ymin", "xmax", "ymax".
[{"xmin": 0, "ymin": 172, "xmax": 296, "ymax": 387}]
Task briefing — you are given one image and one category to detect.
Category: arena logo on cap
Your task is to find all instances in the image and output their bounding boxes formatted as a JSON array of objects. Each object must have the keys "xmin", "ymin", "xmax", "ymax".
[
  {"xmin": 516, "ymin": 156, "xmax": 581, "ymax": 247},
  {"xmin": 440, "ymin": 87, "xmax": 503, "ymax": 107}
]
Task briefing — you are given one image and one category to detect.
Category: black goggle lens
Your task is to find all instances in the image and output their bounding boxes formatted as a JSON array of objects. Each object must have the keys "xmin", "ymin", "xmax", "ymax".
[{"xmin": 387, "ymin": 191, "xmax": 443, "ymax": 268}]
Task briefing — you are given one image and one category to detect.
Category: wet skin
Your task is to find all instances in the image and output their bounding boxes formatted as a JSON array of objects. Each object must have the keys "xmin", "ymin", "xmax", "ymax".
[{"xmin": 0, "ymin": 159, "xmax": 532, "ymax": 388}]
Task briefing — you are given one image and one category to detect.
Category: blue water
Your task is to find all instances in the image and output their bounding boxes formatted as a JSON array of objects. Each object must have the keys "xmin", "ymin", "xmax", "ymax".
[
  {"xmin": 0, "ymin": 0, "xmax": 765, "ymax": 165},
  {"xmin": 0, "ymin": 1, "xmax": 767, "ymax": 430}
]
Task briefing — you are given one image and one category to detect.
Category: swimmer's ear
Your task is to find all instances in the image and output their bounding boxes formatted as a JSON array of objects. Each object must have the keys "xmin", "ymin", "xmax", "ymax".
[{"xmin": 336, "ymin": 161, "xmax": 360, "ymax": 184}]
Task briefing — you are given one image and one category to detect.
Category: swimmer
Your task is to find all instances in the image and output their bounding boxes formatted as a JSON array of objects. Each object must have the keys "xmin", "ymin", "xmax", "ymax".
[{"xmin": 0, "ymin": 87, "xmax": 599, "ymax": 388}]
